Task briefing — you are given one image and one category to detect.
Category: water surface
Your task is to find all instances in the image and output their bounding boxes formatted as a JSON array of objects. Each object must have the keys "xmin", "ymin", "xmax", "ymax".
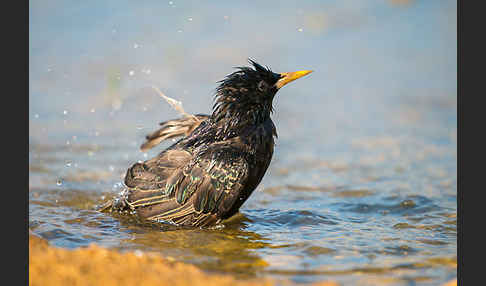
[{"xmin": 29, "ymin": 1, "xmax": 456, "ymax": 285}]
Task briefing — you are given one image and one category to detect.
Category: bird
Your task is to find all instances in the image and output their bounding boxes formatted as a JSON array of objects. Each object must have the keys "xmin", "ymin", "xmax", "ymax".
[{"xmin": 99, "ymin": 59, "xmax": 312, "ymax": 227}]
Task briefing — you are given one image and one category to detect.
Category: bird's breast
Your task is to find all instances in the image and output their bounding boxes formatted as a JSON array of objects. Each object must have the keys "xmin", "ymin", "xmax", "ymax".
[
  {"xmin": 216, "ymin": 120, "xmax": 276, "ymax": 219},
  {"xmin": 244, "ymin": 121, "xmax": 276, "ymax": 187}
]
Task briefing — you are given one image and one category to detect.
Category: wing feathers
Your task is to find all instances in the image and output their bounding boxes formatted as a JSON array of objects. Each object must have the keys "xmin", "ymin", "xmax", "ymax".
[
  {"xmin": 140, "ymin": 114, "xmax": 209, "ymax": 152},
  {"xmin": 113, "ymin": 140, "xmax": 249, "ymax": 227}
]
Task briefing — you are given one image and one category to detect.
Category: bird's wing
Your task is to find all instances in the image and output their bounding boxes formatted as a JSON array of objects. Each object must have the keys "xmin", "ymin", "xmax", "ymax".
[
  {"xmin": 122, "ymin": 149, "xmax": 192, "ymax": 207},
  {"xmin": 140, "ymin": 114, "xmax": 210, "ymax": 152},
  {"xmin": 123, "ymin": 145, "xmax": 249, "ymax": 227}
]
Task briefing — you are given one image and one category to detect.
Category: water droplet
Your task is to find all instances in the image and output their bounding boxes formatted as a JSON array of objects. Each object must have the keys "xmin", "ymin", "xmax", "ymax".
[
  {"xmin": 95, "ymin": 131, "xmax": 100, "ymax": 136},
  {"xmin": 63, "ymin": 110, "xmax": 68, "ymax": 115},
  {"xmin": 90, "ymin": 108, "xmax": 95, "ymax": 113},
  {"xmin": 142, "ymin": 106, "xmax": 148, "ymax": 111},
  {"xmin": 34, "ymin": 114, "xmax": 39, "ymax": 119},
  {"xmin": 65, "ymin": 160, "xmax": 72, "ymax": 167},
  {"xmin": 56, "ymin": 179, "xmax": 63, "ymax": 186},
  {"xmin": 188, "ymin": 17, "xmax": 193, "ymax": 21},
  {"xmin": 109, "ymin": 165, "xmax": 115, "ymax": 172},
  {"xmin": 143, "ymin": 68, "xmax": 151, "ymax": 75},
  {"xmin": 143, "ymin": 153, "xmax": 148, "ymax": 158},
  {"xmin": 177, "ymin": 30, "xmax": 183, "ymax": 33},
  {"xmin": 66, "ymin": 140, "xmax": 70, "ymax": 145},
  {"xmin": 133, "ymin": 43, "xmax": 139, "ymax": 49},
  {"xmin": 169, "ymin": 1, "xmax": 173, "ymax": 5},
  {"xmin": 129, "ymin": 70, "xmax": 135, "ymax": 76}
]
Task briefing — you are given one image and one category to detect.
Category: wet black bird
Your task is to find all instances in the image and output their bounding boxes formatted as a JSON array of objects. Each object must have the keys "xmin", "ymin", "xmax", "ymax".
[{"xmin": 100, "ymin": 59, "xmax": 312, "ymax": 227}]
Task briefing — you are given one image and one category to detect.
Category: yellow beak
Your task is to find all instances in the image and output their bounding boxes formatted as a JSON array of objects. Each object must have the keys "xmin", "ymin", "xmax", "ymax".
[{"xmin": 275, "ymin": 70, "xmax": 313, "ymax": 89}]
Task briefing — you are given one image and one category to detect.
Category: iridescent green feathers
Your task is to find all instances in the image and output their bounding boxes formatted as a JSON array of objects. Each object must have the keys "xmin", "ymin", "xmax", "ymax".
[
  {"xmin": 100, "ymin": 59, "xmax": 280, "ymax": 227},
  {"xmin": 118, "ymin": 146, "xmax": 249, "ymax": 226}
]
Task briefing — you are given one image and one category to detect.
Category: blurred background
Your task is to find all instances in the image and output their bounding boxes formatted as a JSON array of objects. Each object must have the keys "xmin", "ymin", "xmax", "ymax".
[{"xmin": 29, "ymin": 0, "xmax": 456, "ymax": 285}]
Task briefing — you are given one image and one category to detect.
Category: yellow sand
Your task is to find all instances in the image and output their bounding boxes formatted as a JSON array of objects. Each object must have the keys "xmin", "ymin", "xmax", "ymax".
[{"xmin": 29, "ymin": 234, "xmax": 339, "ymax": 286}]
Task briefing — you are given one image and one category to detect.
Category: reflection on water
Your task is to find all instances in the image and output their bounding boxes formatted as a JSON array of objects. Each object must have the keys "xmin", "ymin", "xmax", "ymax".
[
  {"xmin": 30, "ymin": 0, "xmax": 456, "ymax": 285},
  {"xmin": 29, "ymin": 129, "xmax": 457, "ymax": 284}
]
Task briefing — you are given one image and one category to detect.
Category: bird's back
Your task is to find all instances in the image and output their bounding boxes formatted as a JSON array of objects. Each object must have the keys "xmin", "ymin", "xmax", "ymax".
[{"xmin": 103, "ymin": 117, "xmax": 275, "ymax": 227}]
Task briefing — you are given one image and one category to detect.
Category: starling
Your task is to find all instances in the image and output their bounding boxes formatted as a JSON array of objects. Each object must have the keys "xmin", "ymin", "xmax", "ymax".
[{"xmin": 100, "ymin": 59, "xmax": 312, "ymax": 227}]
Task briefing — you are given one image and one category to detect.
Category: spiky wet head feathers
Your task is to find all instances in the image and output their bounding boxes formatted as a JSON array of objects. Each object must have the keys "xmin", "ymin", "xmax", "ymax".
[{"xmin": 212, "ymin": 59, "xmax": 282, "ymax": 123}]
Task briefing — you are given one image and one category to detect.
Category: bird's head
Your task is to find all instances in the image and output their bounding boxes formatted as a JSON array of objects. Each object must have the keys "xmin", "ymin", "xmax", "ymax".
[{"xmin": 212, "ymin": 59, "xmax": 312, "ymax": 124}]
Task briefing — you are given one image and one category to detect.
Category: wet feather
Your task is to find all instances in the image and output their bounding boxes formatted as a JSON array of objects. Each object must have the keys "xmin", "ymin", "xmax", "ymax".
[{"xmin": 99, "ymin": 59, "xmax": 303, "ymax": 227}]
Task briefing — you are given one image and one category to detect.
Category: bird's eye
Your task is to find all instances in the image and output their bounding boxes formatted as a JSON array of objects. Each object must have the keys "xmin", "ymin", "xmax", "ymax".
[{"xmin": 257, "ymin": 81, "xmax": 268, "ymax": 92}]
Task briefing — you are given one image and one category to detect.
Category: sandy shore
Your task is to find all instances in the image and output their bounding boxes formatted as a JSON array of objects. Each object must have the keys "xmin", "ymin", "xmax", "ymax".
[
  {"xmin": 29, "ymin": 233, "xmax": 456, "ymax": 286},
  {"xmin": 29, "ymin": 233, "xmax": 339, "ymax": 286}
]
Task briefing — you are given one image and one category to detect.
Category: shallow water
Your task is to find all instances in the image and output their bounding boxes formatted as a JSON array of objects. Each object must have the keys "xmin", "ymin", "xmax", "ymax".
[{"xmin": 30, "ymin": 1, "xmax": 456, "ymax": 285}]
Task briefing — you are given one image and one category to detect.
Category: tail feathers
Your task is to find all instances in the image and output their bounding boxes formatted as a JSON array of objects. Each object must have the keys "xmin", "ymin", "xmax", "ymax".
[{"xmin": 140, "ymin": 114, "xmax": 209, "ymax": 152}]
